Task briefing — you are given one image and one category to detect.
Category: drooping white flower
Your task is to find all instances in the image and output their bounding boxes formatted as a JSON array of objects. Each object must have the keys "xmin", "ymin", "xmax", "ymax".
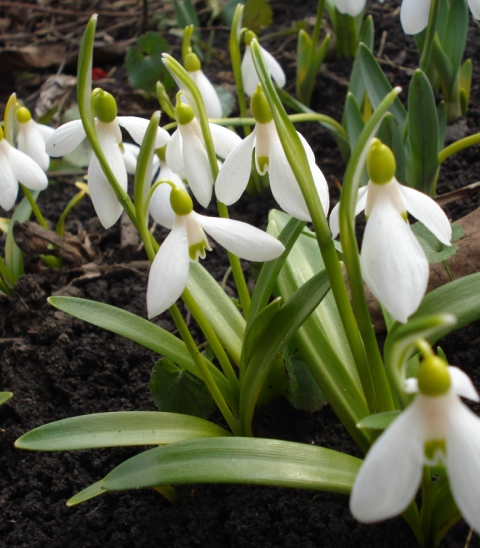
[
  {"xmin": 16, "ymin": 106, "xmax": 55, "ymax": 171},
  {"xmin": 329, "ymin": 140, "xmax": 451, "ymax": 323},
  {"xmin": 45, "ymin": 89, "xmax": 170, "ymax": 229},
  {"xmin": 334, "ymin": 0, "xmax": 366, "ymax": 17},
  {"xmin": 0, "ymin": 125, "xmax": 48, "ymax": 211},
  {"xmin": 350, "ymin": 354, "xmax": 480, "ymax": 536},
  {"xmin": 215, "ymin": 85, "xmax": 329, "ymax": 222},
  {"xmin": 401, "ymin": 0, "xmax": 480, "ymax": 34},
  {"xmin": 165, "ymin": 98, "xmax": 241, "ymax": 209},
  {"xmin": 184, "ymin": 50, "xmax": 223, "ymax": 119},
  {"xmin": 241, "ymin": 32, "xmax": 286, "ymax": 97},
  {"xmin": 147, "ymin": 186, "xmax": 285, "ymax": 318}
]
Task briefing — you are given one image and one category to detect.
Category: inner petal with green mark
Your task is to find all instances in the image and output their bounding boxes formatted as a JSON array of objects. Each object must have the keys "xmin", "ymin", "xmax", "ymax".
[{"xmin": 185, "ymin": 215, "xmax": 211, "ymax": 261}]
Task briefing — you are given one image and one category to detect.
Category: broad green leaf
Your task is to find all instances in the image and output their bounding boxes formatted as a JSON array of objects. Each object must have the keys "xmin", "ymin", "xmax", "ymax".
[
  {"xmin": 149, "ymin": 359, "xmax": 215, "ymax": 418},
  {"xmin": 15, "ymin": 411, "xmax": 231, "ymax": 451},
  {"xmin": 442, "ymin": 0, "xmax": 468, "ymax": 74},
  {"xmin": 222, "ymin": 0, "xmax": 243, "ymax": 26},
  {"xmin": 125, "ymin": 32, "xmax": 174, "ymax": 93},
  {"xmin": 405, "ymin": 70, "xmax": 439, "ymax": 194},
  {"xmin": 431, "ymin": 478, "xmax": 461, "ymax": 547},
  {"xmin": 358, "ymin": 44, "xmax": 407, "ymax": 127},
  {"xmin": 244, "ymin": 297, "xmax": 282, "ymax": 363},
  {"xmin": 411, "ymin": 222, "xmax": 463, "ymax": 263},
  {"xmin": 343, "ymin": 92, "xmax": 365, "ymax": 151},
  {"xmin": 47, "ymin": 296, "xmax": 236, "ymax": 407},
  {"xmin": 437, "ymin": 101, "xmax": 447, "ymax": 150},
  {"xmin": 356, "ymin": 410, "xmax": 399, "ymax": 430},
  {"xmin": 102, "ymin": 437, "xmax": 362, "ymax": 493},
  {"xmin": 377, "ymin": 113, "xmax": 405, "ymax": 183},
  {"xmin": 285, "ymin": 356, "xmax": 327, "ymax": 412},
  {"xmin": 173, "ymin": 0, "xmax": 200, "ymax": 33},
  {"xmin": 243, "ymin": 0, "xmax": 273, "ymax": 31},
  {"xmin": 359, "ymin": 14, "xmax": 374, "ymax": 50},
  {"xmin": 459, "ymin": 59, "xmax": 472, "ymax": 116},
  {"xmin": 0, "ymin": 391, "xmax": 12, "ymax": 406},
  {"xmin": 67, "ymin": 481, "xmax": 108, "ymax": 507}
]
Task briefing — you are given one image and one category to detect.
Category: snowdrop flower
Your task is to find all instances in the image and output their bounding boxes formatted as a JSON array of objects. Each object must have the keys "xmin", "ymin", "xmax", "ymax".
[
  {"xmin": 184, "ymin": 50, "xmax": 223, "ymax": 120},
  {"xmin": 350, "ymin": 353, "xmax": 480, "ymax": 535},
  {"xmin": 16, "ymin": 106, "xmax": 55, "ymax": 171},
  {"xmin": 147, "ymin": 185, "xmax": 285, "ymax": 317},
  {"xmin": 334, "ymin": 0, "xmax": 366, "ymax": 17},
  {"xmin": 216, "ymin": 85, "xmax": 329, "ymax": 222},
  {"xmin": 329, "ymin": 139, "xmax": 451, "ymax": 323},
  {"xmin": 165, "ymin": 96, "xmax": 241, "ymax": 208},
  {"xmin": 45, "ymin": 89, "xmax": 170, "ymax": 229},
  {"xmin": 242, "ymin": 32, "xmax": 286, "ymax": 97},
  {"xmin": 0, "ymin": 125, "xmax": 48, "ymax": 211},
  {"xmin": 401, "ymin": 0, "xmax": 480, "ymax": 34}
]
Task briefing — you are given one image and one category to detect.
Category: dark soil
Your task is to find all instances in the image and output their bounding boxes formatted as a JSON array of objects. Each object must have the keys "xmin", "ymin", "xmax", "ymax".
[{"xmin": 1, "ymin": 1, "xmax": 480, "ymax": 547}]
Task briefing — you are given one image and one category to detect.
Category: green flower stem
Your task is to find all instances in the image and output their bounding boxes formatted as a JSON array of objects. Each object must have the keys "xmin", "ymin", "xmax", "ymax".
[
  {"xmin": 420, "ymin": 466, "xmax": 433, "ymax": 543},
  {"xmin": 163, "ymin": 53, "xmax": 252, "ymax": 317},
  {"xmin": 0, "ymin": 254, "xmax": 15, "ymax": 288},
  {"xmin": 438, "ymin": 131, "xmax": 480, "ymax": 164},
  {"xmin": 20, "ymin": 186, "xmax": 48, "ymax": 229},
  {"xmin": 250, "ymin": 39, "xmax": 377, "ymax": 416},
  {"xmin": 229, "ymin": 4, "xmax": 250, "ymax": 136},
  {"xmin": 182, "ymin": 287, "xmax": 240, "ymax": 399},
  {"xmin": 56, "ymin": 188, "xmax": 87, "ymax": 236},
  {"xmin": 419, "ymin": 0, "xmax": 440, "ymax": 73},
  {"xmin": 169, "ymin": 303, "xmax": 242, "ymax": 436},
  {"xmin": 333, "ymin": 11, "xmax": 359, "ymax": 58}
]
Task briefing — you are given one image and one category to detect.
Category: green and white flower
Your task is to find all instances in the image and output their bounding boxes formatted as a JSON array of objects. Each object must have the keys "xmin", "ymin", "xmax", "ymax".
[
  {"xmin": 147, "ymin": 186, "xmax": 285, "ymax": 318},
  {"xmin": 16, "ymin": 106, "xmax": 55, "ymax": 171},
  {"xmin": 401, "ymin": 0, "xmax": 480, "ymax": 34}
]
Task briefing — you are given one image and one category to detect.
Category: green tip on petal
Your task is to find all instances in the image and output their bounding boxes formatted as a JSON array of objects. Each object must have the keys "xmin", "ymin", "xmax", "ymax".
[
  {"xmin": 367, "ymin": 138, "xmax": 396, "ymax": 185},
  {"xmin": 16, "ymin": 106, "xmax": 32, "ymax": 124},
  {"xmin": 170, "ymin": 187, "xmax": 193, "ymax": 216},
  {"xmin": 156, "ymin": 145, "xmax": 167, "ymax": 162},
  {"xmin": 417, "ymin": 355, "xmax": 451, "ymax": 397},
  {"xmin": 185, "ymin": 51, "xmax": 201, "ymax": 72},
  {"xmin": 175, "ymin": 101, "xmax": 195, "ymax": 125},
  {"xmin": 0, "ymin": 126, "xmax": 4, "ymax": 141},
  {"xmin": 245, "ymin": 30, "xmax": 257, "ymax": 45},
  {"xmin": 251, "ymin": 85, "xmax": 273, "ymax": 124},
  {"xmin": 93, "ymin": 89, "xmax": 117, "ymax": 123}
]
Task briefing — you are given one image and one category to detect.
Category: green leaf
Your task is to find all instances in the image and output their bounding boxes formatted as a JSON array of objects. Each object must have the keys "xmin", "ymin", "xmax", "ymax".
[
  {"xmin": 358, "ymin": 43, "xmax": 407, "ymax": 127},
  {"xmin": 222, "ymin": 0, "xmax": 244, "ymax": 26},
  {"xmin": 173, "ymin": 0, "xmax": 200, "ymax": 31},
  {"xmin": 411, "ymin": 222, "xmax": 462, "ymax": 263},
  {"xmin": 343, "ymin": 92, "xmax": 365, "ymax": 151},
  {"xmin": 356, "ymin": 410, "xmax": 399, "ymax": 430},
  {"xmin": 243, "ymin": 0, "xmax": 273, "ymax": 31},
  {"xmin": 377, "ymin": 113, "xmax": 405, "ymax": 183},
  {"xmin": 15, "ymin": 411, "xmax": 230, "ymax": 451},
  {"xmin": 0, "ymin": 391, "xmax": 12, "ymax": 406},
  {"xmin": 359, "ymin": 15, "xmax": 374, "ymax": 50},
  {"xmin": 125, "ymin": 32, "xmax": 174, "ymax": 93},
  {"xmin": 441, "ymin": 0, "xmax": 468, "ymax": 73},
  {"xmin": 67, "ymin": 481, "xmax": 108, "ymax": 507},
  {"xmin": 47, "ymin": 296, "xmax": 237, "ymax": 407},
  {"xmin": 285, "ymin": 356, "xmax": 327, "ymax": 412},
  {"xmin": 102, "ymin": 437, "xmax": 362, "ymax": 493},
  {"xmin": 405, "ymin": 70, "xmax": 439, "ymax": 194},
  {"xmin": 459, "ymin": 59, "xmax": 472, "ymax": 116},
  {"xmin": 149, "ymin": 359, "xmax": 215, "ymax": 418},
  {"xmin": 431, "ymin": 478, "xmax": 461, "ymax": 547},
  {"xmin": 244, "ymin": 297, "xmax": 282, "ymax": 363}
]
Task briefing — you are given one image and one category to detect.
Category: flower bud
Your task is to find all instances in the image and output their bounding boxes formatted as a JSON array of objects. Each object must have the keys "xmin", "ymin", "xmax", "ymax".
[
  {"xmin": 367, "ymin": 139, "xmax": 396, "ymax": 185},
  {"xmin": 93, "ymin": 90, "xmax": 117, "ymax": 123},
  {"xmin": 185, "ymin": 50, "xmax": 201, "ymax": 72},
  {"xmin": 251, "ymin": 85, "xmax": 273, "ymax": 124},
  {"xmin": 16, "ymin": 106, "xmax": 32, "ymax": 124},
  {"xmin": 170, "ymin": 186, "xmax": 193, "ymax": 216},
  {"xmin": 417, "ymin": 355, "xmax": 451, "ymax": 397}
]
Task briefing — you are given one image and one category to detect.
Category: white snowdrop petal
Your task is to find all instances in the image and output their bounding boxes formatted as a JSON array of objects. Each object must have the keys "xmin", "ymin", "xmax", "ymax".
[
  {"xmin": 0, "ymin": 150, "xmax": 19, "ymax": 210},
  {"xmin": 241, "ymin": 46, "xmax": 259, "ymax": 97},
  {"xmin": 8, "ymin": 145, "xmax": 48, "ymax": 191},
  {"xmin": 149, "ymin": 173, "xmax": 185, "ymax": 229},
  {"xmin": 400, "ymin": 0, "xmax": 430, "ymax": 34},
  {"xmin": 405, "ymin": 377, "xmax": 419, "ymax": 394},
  {"xmin": 446, "ymin": 401, "xmax": 480, "ymax": 535},
  {"xmin": 215, "ymin": 131, "xmax": 256, "ymax": 205},
  {"xmin": 117, "ymin": 116, "xmax": 170, "ymax": 149},
  {"xmin": 350, "ymin": 402, "xmax": 425, "ymax": 522},
  {"xmin": 122, "ymin": 142, "xmax": 140, "ymax": 175},
  {"xmin": 180, "ymin": 124, "xmax": 213, "ymax": 208},
  {"xmin": 45, "ymin": 119, "xmax": 86, "ymax": 157},
  {"xmin": 195, "ymin": 213, "xmax": 285, "ymax": 261},
  {"xmin": 268, "ymin": 136, "xmax": 312, "ymax": 221},
  {"xmin": 209, "ymin": 123, "xmax": 242, "ymax": 160},
  {"xmin": 191, "ymin": 70, "xmax": 223, "ymax": 119},
  {"xmin": 330, "ymin": 186, "xmax": 369, "ymax": 239},
  {"xmin": 260, "ymin": 45, "xmax": 286, "ymax": 89},
  {"xmin": 34, "ymin": 121, "xmax": 55, "ymax": 141},
  {"xmin": 335, "ymin": 0, "xmax": 366, "ymax": 16},
  {"xmin": 398, "ymin": 185, "xmax": 452, "ymax": 246},
  {"xmin": 467, "ymin": 0, "xmax": 480, "ymax": 19},
  {"xmin": 448, "ymin": 366, "xmax": 480, "ymax": 402},
  {"xmin": 360, "ymin": 192, "xmax": 429, "ymax": 323},
  {"xmin": 18, "ymin": 120, "xmax": 50, "ymax": 171},
  {"xmin": 147, "ymin": 220, "xmax": 190, "ymax": 318},
  {"xmin": 310, "ymin": 161, "xmax": 330, "ymax": 215},
  {"xmin": 165, "ymin": 128, "xmax": 184, "ymax": 174}
]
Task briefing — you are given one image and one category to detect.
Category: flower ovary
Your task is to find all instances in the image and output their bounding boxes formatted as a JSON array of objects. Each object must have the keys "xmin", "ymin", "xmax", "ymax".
[
  {"xmin": 367, "ymin": 139, "xmax": 396, "ymax": 185},
  {"xmin": 175, "ymin": 102, "xmax": 195, "ymax": 125},
  {"xmin": 185, "ymin": 50, "xmax": 201, "ymax": 72},
  {"xmin": 170, "ymin": 187, "xmax": 193, "ymax": 216},
  {"xmin": 93, "ymin": 90, "xmax": 118, "ymax": 123},
  {"xmin": 16, "ymin": 106, "xmax": 32, "ymax": 124},
  {"xmin": 251, "ymin": 85, "xmax": 273, "ymax": 124},
  {"xmin": 417, "ymin": 355, "xmax": 451, "ymax": 396}
]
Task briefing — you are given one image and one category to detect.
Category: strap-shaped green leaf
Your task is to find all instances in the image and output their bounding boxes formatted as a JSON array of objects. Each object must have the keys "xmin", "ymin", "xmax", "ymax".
[
  {"xmin": 15, "ymin": 411, "xmax": 231, "ymax": 451},
  {"xmin": 47, "ymin": 296, "xmax": 236, "ymax": 406},
  {"xmin": 0, "ymin": 391, "xmax": 12, "ymax": 406},
  {"xmin": 67, "ymin": 481, "xmax": 108, "ymax": 507},
  {"xmin": 441, "ymin": 0, "xmax": 468, "ymax": 75},
  {"xmin": 102, "ymin": 437, "xmax": 362, "ymax": 493}
]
